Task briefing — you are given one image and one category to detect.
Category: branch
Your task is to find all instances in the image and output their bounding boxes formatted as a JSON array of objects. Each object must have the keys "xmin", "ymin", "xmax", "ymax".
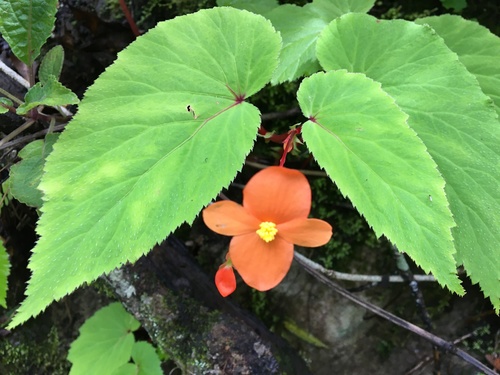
[
  {"xmin": 0, "ymin": 60, "xmax": 29, "ymax": 89},
  {"xmin": 0, "ymin": 123, "xmax": 66, "ymax": 151},
  {"xmin": 104, "ymin": 237, "xmax": 311, "ymax": 374},
  {"xmin": 261, "ymin": 107, "xmax": 301, "ymax": 122},
  {"xmin": 294, "ymin": 252, "xmax": 496, "ymax": 375}
]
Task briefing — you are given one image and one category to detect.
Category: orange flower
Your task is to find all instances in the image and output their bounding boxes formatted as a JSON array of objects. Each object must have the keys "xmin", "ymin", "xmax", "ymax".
[{"xmin": 203, "ymin": 166, "xmax": 332, "ymax": 292}]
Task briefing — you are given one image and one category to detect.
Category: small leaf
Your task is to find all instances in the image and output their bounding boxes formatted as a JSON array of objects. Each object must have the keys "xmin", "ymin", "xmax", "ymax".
[
  {"xmin": 17, "ymin": 76, "xmax": 79, "ymax": 115},
  {"xmin": 9, "ymin": 134, "xmax": 59, "ymax": 208},
  {"xmin": 317, "ymin": 13, "xmax": 500, "ymax": 310},
  {"xmin": 131, "ymin": 341, "xmax": 163, "ymax": 375},
  {"xmin": 9, "ymin": 7, "xmax": 281, "ymax": 328},
  {"xmin": 0, "ymin": 98, "xmax": 13, "ymax": 114},
  {"xmin": 0, "ymin": 0, "xmax": 58, "ymax": 65},
  {"xmin": 0, "ymin": 242, "xmax": 10, "ymax": 308},
  {"xmin": 439, "ymin": 0, "xmax": 467, "ymax": 11},
  {"xmin": 68, "ymin": 302, "xmax": 140, "ymax": 375},
  {"xmin": 415, "ymin": 15, "xmax": 500, "ymax": 116},
  {"xmin": 298, "ymin": 70, "xmax": 460, "ymax": 292},
  {"xmin": 283, "ymin": 318, "xmax": 328, "ymax": 348},
  {"xmin": 39, "ymin": 45, "xmax": 64, "ymax": 84}
]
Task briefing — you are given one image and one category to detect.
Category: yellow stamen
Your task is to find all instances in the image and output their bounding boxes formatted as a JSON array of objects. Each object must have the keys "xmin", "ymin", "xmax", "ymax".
[{"xmin": 256, "ymin": 221, "xmax": 278, "ymax": 242}]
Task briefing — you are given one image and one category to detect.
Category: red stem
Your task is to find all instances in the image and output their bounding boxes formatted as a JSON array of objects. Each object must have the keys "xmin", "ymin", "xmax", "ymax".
[{"xmin": 119, "ymin": 0, "xmax": 140, "ymax": 37}]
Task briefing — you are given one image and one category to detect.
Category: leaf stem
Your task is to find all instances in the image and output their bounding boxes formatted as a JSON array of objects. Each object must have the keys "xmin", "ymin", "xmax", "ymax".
[
  {"xmin": 0, "ymin": 123, "xmax": 66, "ymax": 151},
  {"xmin": 0, "ymin": 120, "xmax": 36, "ymax": 148}
]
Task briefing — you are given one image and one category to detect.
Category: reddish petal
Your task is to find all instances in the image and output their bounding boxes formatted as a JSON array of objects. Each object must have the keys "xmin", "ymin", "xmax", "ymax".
[
  {"xmin": 243, "ymin": 167, "xmax": 311, "ymax": 223},
  {"xmin": 278, "ymin": 218, "xmax": 332, "ymax": 247},
  {"xmin": 229, "ymin": 233, "xmax": 294, "ymax": 291},
  {"xmin": 215, "ymin": 266, "xmax": 236, "ymax": 297},
  {"xmin": 203, "ymin": 201, "xmax": 259, "ymax": 236}
]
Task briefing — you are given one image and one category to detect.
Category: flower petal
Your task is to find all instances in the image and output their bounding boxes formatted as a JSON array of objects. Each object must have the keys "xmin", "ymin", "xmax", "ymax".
[
  {"xmin": 278, "ymin": 218, "xmax": 332, "ymax": 247},
  {"xmin": 229, "ymin": 233, "xmax": 294, "ymax": 291},
  {"xmin": 203, "ymin": 201, "xmax": 259, "ymax": 236},
  {"xmin": 215, "ymin": 266, "xmax": 236, "ymax": 297},
  {"xmin": 243, "ymin": 167, "xmax": 311, "ymax": 223}
]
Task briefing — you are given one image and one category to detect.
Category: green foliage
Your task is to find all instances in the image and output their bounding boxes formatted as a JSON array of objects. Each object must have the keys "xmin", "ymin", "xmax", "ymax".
[
  {"xmin": 9, "ymin": 134, "xmax": 59, "ymax": 208},
  {"xmin": 8, "ymin": 7, "xmax": 281, "ymax": 328},
  {"xmin": 283, "ymin": 318, "xmax": 328, "ymax": 348},
  {"xmin": 2, "ymin": 0, "xmax": 499, "ymax": 329},
  {"xmin": 0, "ymin": 97, "xmax": 13, "ymax": 114},
  {"xmin": 39, "ymin": 45, "xmax": 65, "ymax": 84},
  {"xmin": 0, "ymin": 326, "xmax": 69, "ymax": 375},
  {"xmin": 68, "ymin": 302, "xmax": 162, "ymax": 375},
  {"xmin": 317, "ymin": 13, "xmax": 500, "ymax": 310},
  {"xmin": 17, "ymin": 76, "xmax": 79, "ymax": 115},
  {"xmin": 0, "ymin": 0, "xmax": 58, "ymax": 66},
  {"xmin": 298, "ymin": 70, "xmax": 460, "ymax": 291},
  {"xmin": 224, "ymin": 0, "xmax": 375, "ymax": 83},
  {"xmin": 415, "ymin": 15, "xmax": 500, "ymax": 116},
  {"xmin": 217, "ymin": 0, "xmax": 278, "ymax": 14},
  {"xmin": 0, "ymin": 241, "xmax": 10, "ymax": 308},
  {"xmin": 128, "ymin": 341, "xmax": 163, "ymax": 375},
  {"xmin": 439, "ymin": 0, "xmax": 467, "ymax": 11}
]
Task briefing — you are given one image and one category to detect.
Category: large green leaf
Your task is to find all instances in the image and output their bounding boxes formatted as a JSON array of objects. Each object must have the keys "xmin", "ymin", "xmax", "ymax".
[
  {"xmin": 0, "ymin": 0, "xmax": 58, "ymax": 65},
  {"xmin": 8, "ymin": 7, "xmax": 281, "ymax": 328},
  {"xmin": 9, "ymin": 134, "xmax": 59, "ymax": 208},
  {"xmin": 68, "ymin": 302, "xmax": 140, "ymax": 375},
  {"xmin": 298, "ymin": 70, "xmax": 460, "ymax": 291},
  {"xmin": 415, "ymin": 15, "xmax": 500, "ymax": 116},
  {"xmin": 317, "ymin": 13, "xmax": 500, "ymax": 310},
  {"xmin": 0, "ymin": 242, "xmax": 9, "ymax": 308}
]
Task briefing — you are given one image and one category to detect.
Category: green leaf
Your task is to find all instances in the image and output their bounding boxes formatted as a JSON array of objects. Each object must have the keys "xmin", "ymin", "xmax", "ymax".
[
  {"xmin": 265, "ymin": 0, "xmax": 374, "ymax": 84},
  {"xmin": 110, "ymin": 364, "xmax": 137, "ymax": 375},
  {"xmin": 298, "ymin": 70, "xmax": 460, "ymax": 292},
  {"xmin": 0, "ymin": 242, "xmax": 10, "ymax": 308},
  {"xmin": 305, "ymin": 0, "xmax": 376, "ymax": 22},
  {"xmin": 8, "ymin": 7, "xmax": 281, "ymax": 328},
  {"xmin": 68, "ymin": 302, "xmax": 140, "ymax": 375},
  {"xmin": 317, "ymin": 13, "xmax": 500, "ymax": 310},
  {"xmin": 39, "ymin": 45, "xmax": 64, "ymax": 84},
  {"xmin": 9, "ymin": 134, "xmax": 59, "ymax": 208},
  {"xmin": 0, "ymin": 0, "xmax": 58, "ymax": 65},
  {"xmin": 415, "ymin": 15, "xmax": 500, "ymax": 116},
  {"xmin": 0, "ymin": 98, "xmax": 13, "ymax": 114},
  {"xmin": 439, "ymin": 0, "xmax": 467, "ymax": 11},
  {"xmin": 130, "ymin": 341, "xmax": 163, "ymax": 375},
  {"xmin": 216, "ymin": 0, "xmax": 278, "ymax": 15},
  {"xmin": 17, "ymin": 75, "xmax": 79, "ymax": 115}
]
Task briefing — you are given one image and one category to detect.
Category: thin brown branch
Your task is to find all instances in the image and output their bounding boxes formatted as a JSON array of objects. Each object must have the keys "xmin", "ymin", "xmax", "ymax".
[
  {"xmin": 294, "ymin": 252, "xmax": 496, "ymax": 375},
  {"xmin": 0, "ymin": 123, "xmax": 66, "ymax": 151}
]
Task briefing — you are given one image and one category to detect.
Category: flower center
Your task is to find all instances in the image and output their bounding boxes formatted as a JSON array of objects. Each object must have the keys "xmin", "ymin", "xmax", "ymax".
[{"xmin": 256, "ymin": 221, "xmax": 278, "ymax": 242}]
